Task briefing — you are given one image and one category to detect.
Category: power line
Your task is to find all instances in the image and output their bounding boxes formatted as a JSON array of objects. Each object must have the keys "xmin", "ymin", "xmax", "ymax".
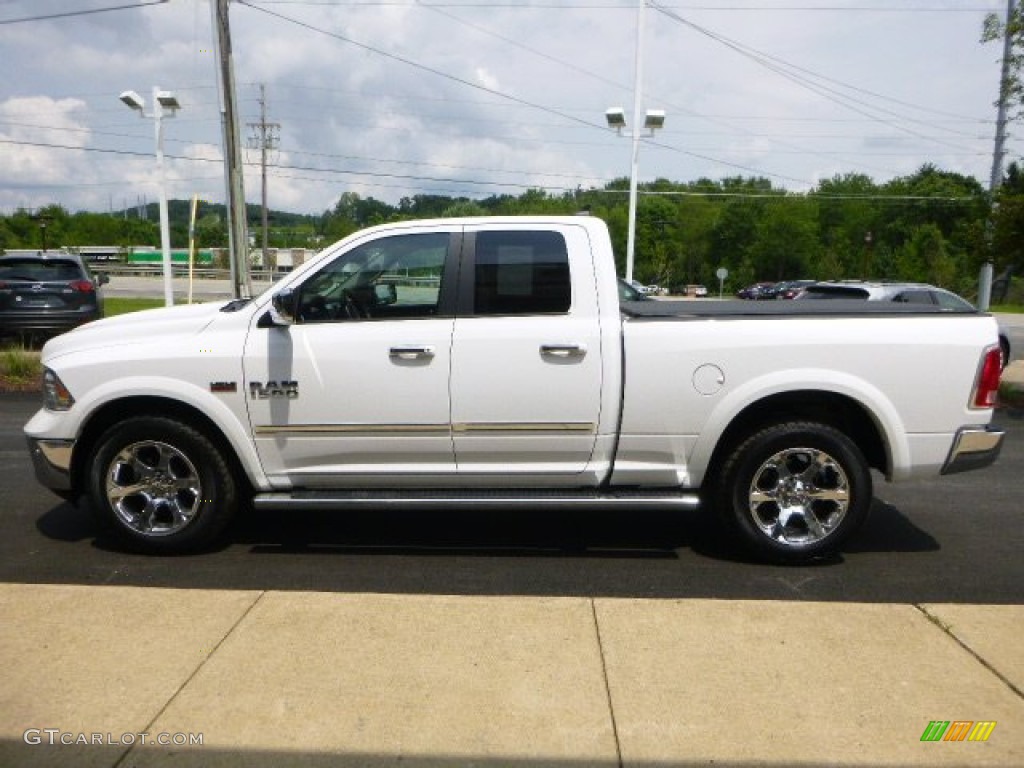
[
  {"xmin": 648, "ymin": 1, "xmax": 987, "ymax": 149},
  {"xmin": 236, "ymin": 0, "xmax": 607, "ymax": 134},
  {"xmin": 0, "ymin": 0, "xmax": 168, "ymax": 25}
]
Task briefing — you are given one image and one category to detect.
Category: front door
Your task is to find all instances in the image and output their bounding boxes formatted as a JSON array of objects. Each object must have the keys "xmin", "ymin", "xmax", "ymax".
[{"xmin": 244, "ymin": 229, "xmax": 459, "ymax": 487}]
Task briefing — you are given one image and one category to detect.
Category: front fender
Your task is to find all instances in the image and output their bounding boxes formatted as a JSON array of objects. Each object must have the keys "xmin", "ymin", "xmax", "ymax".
[{"xmin": 26, "ymin": 376, "xmax": 269, "ymax": 492}]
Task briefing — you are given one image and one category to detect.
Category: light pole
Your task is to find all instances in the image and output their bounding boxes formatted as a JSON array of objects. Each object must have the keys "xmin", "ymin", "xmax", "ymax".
[
  {"xmin": 606, "ymin": 106, "xmax": 665, "ymax": 285},
  {"xmin": 605, "ymin": 0, "xmax": 664, "ymax": 285},
  {"xmin": 120, "ymin": 87, "xmax": 180, "ymax": 307}
]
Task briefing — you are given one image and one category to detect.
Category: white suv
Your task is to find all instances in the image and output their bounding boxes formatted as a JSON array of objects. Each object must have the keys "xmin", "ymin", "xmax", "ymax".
[{"xmin": 797, "ymin": 281, "xmax": 1011, "ymax": 368}]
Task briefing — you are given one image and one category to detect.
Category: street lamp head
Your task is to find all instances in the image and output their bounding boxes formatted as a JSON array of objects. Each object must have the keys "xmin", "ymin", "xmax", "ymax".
[
  {"xmin": 119, "ymin": 90, "xmax": 145, "ymax": 112},
  {"xmin": 155, "ymin": 91, "xmax": 180, "ymax": 112},
  {"xmin": 605, "ymin": 107, "xmax": 627, "ymax": 131},
  {"xmin": 643, "ymin": 109, "xmax": 665, "ymax": 132}
]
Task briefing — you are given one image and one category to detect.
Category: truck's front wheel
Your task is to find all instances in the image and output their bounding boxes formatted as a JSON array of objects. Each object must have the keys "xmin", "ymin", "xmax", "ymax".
[
  {"xmin": 87, "ymin": 417, "xmax": 237, "ymax": 553},
  {"xmin": 715, "ymin": 422, "xmax": 872, "ymax": 563}
]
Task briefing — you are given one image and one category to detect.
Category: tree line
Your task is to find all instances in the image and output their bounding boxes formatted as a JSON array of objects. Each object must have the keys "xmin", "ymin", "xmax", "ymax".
[{"xmin": 3, "ymin": 163, "xmax": 1022, "ymax": 299}]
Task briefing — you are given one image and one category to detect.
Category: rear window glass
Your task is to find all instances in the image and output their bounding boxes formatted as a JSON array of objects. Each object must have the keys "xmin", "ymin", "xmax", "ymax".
[
  {"xmin": 0, "ymin": 259, "xmax": 84, "ymax": 281},
  {"xmin": 892, "ymin": 291, "xmax": 934, "ymax": 305}
]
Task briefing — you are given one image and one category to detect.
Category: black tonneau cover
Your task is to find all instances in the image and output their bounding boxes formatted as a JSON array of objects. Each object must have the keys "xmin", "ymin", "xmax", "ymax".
[{"xmin": 621, "ymin": 299, "xmax": 980, "ymax": 320}]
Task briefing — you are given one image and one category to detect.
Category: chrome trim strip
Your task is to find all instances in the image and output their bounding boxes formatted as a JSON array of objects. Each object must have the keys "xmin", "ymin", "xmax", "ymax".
[
  {"xmin": 254, "ymin": 424, "xmax": 449, "ymax": 437},
  {"xmin": 452, "ymin": 422, "xmax": 596, "ymax": 434},
  {"xmin": 255, "ymin": 422, "xmax": 598, "ymax": 437}
]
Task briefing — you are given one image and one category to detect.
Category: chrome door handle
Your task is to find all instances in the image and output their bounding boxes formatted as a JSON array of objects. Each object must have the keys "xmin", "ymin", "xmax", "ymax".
[
  {"xmin": 541, "ymin": 343, "xmax": 587, "ymax": 358},
  {"xmin": 389, "ymin": 345, "xmax": 436, "ymax": 360}
]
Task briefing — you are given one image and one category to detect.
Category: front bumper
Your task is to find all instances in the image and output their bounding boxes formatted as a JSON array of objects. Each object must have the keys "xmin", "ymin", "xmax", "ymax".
[
  {"xmin": 941, "ymin": 425, "xmax": 1005, "ymax": 475},
  {"xmin": 27, "ymin": 437, "xmax": 75, "ymax": 494},
  {"xmin": 0, "ymin": 309, "xmax": 100, "ymax": 336}
]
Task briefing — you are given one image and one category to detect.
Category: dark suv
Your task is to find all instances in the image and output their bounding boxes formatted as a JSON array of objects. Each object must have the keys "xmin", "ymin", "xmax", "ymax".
[{"xmin": 0, "ymin": 252, "xmax": 108, "ymax": 341}]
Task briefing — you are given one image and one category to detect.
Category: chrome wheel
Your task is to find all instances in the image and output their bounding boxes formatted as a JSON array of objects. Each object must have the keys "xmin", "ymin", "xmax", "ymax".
[
  {"xmin": 105, "ymin": 440, "xmax": 202, "ymax": 537},
  {"xmin": 747, "ymin": 446, "xmax": 850, "ymax": 546}
]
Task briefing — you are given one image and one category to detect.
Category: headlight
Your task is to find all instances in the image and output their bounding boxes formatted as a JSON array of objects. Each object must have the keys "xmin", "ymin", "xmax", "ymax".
[{"xmin": 42, "ymin": 368, "xmax": 75, "ymax": 411}]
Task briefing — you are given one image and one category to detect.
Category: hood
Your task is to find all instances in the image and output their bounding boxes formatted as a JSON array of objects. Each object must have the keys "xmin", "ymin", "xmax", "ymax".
[{"xmin": 41, "ymin": 300, "xmax": 234, "ymax": 362}]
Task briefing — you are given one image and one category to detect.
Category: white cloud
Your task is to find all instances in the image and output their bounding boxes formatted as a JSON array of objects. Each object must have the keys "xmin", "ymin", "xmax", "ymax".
[{"xmin": 0, "ymin": 0, "xmax": 1010, "ymax": 215}]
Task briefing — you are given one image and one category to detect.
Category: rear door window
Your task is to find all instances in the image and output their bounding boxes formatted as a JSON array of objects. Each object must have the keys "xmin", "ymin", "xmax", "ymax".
[{"xmin": 471, "ymin": 231, "xmax": 571, "ymax": 315}]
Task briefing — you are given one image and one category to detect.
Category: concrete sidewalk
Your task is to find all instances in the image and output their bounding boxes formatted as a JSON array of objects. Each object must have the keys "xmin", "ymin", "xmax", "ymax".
[{"xmin": 1, "ymin": 584, "xmax": 1021, "ymax": 767}]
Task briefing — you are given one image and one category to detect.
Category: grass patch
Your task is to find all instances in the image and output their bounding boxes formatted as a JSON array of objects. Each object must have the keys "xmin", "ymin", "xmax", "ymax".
[
  {"xmin": 0, "ymin": 345, "xmax": 42, "ymax": 391},
  {"xmin": 1000, "ymin": 380, "xmax": 1024, "ymax": 409},
  {"xmin": 1, "ymin": 298, "xmax": 170, "ymax": 391},
  {"xmin": 990, "ymin": 303, "xmax": 1024, "ymax": 314},
  {"xmin": 104, "ymin": 297, "xmax": 165, "ymax": 317}
]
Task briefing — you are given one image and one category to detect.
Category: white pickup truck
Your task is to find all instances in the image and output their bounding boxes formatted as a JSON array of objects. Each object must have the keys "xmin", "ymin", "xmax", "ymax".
[{"xmin": 24, "ymin": 216, "xmax": 1006, "ymax": 562}]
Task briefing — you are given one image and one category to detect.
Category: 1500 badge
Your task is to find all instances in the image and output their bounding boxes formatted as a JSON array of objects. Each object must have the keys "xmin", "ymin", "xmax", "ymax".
[{"xmin": 249, "ymin": 380, "xmax": 299, "ymax": 399}]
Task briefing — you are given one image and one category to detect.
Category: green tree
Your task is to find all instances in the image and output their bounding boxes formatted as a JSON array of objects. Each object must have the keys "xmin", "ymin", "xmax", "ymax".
[
  {"xmin": 896, "ymin": 224, "xmax": 957, "ymax": 287},
  {"xmin": 747, "ymin": 198, "xmax": 819, "ymax": 280},
  {"xmin": 441, "ymin": 200, "xmax": 487, "ymax": 218}
]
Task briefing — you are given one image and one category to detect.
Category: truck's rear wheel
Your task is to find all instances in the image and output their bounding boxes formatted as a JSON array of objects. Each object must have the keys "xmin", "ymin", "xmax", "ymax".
[
  {"xmin": 715, "ymin": 422, "xmax": 871, "ymax": 563},
  {"xmin": 87, "ymin": 417, "xmax": 237, "ymax": 553}
]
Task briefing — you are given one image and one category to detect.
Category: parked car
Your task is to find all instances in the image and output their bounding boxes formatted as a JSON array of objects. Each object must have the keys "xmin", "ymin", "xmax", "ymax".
[
  {"xmin": 693, "ymin": 284, "xmax": 708, "ymax": 297},
  {"xmin": 736, "ymin": 282, "xmax": 776, "ymax": 300},
  {"xmin": 0, "ymin": 252, "xmax": 108, "ymax": 341},
  {"xmin": 797, "ymin": 281, "xmax": 1011, "ymax": 368},
  {"xmin": 618, "ymin": 278, "xmax": 649, "ymax": 302},
  {"xmin": 772, "ymin": 279, "xmax": 817, "ymax": 300}
]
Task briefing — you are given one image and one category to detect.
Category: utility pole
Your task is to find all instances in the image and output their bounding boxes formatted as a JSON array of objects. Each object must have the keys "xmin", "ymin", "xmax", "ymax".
[
  {"xmin": 247, "ymin": 84, "xmax": 280, "ymax": 277},
  {"xmin": 982, "ymin": 0, "xmax": 1017, "ymax": 310},
  {"xmin": 991, "ymin": 0, "xmax": 1016, "ymax": 194},
  {"xmin": 213, "ymin": 0, "xmax": 252, "ymax": 299}
]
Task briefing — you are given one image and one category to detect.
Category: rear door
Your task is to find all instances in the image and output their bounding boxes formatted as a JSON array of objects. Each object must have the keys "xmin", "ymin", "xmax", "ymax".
[{"xmin": 448, "ymin": 223, "xmax": 604, "ymax": 478}]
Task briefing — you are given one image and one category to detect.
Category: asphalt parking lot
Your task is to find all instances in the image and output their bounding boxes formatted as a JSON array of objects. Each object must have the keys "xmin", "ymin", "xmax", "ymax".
[{"xmin": 2, "ymin": 393, "xmax": 1022, "ymax": 603}]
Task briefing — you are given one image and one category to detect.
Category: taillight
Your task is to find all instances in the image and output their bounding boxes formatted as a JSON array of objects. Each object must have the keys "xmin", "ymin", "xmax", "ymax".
[
  {"xmin": 70, "ymin": 280, "xmax": 95, "ymax": 293},
  {"xmin": 971, "ymin": 346, "xmax": 1003, "ymax": 409}
]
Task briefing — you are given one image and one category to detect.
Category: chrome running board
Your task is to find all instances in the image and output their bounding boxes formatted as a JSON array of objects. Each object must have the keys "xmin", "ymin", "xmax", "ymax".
[{"xmin": 252, "ymin": 488, "xmax": 701, "ymax": 512}]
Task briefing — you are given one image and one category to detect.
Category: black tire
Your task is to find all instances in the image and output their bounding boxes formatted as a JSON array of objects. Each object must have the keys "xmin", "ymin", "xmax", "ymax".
[
  {"xmin": 87, "ymin": 416, "xmax": 238, "ymax": 554},
  {"xmin": 714, "ymin": 422, "xmax": 872, "ymax": 563}
]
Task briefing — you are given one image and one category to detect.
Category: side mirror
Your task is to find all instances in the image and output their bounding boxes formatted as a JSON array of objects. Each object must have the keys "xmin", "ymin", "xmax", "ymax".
[
  {"xmin": 269, "ymin": 287, "xmax": 298, "ymax": 326},
  {"xmin": 374, "ymin": 283, "xmax": 397, "ymax": 306},
  {"xmin": 97, "ymin": 273, "xmax": 110, "ymax": 286}
]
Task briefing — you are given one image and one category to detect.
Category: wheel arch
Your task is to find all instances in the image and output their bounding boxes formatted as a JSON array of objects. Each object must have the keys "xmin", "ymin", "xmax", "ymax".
[
  {"xmin": 70, "ymin": 396, "xmax": 255, "ymax": 500},
  {"xmin": 701, "ymin": 389, "xmax": 890, "ymax": 492}
]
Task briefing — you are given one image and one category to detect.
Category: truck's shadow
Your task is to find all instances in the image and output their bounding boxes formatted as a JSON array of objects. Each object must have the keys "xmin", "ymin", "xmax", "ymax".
[
  {"xmin": 36, "ymin": 496, "xmax": 938, "ymax": 565},
  {"xmin": 23, "ymin": 498, "xmax": 964, "ymax": 601}
]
